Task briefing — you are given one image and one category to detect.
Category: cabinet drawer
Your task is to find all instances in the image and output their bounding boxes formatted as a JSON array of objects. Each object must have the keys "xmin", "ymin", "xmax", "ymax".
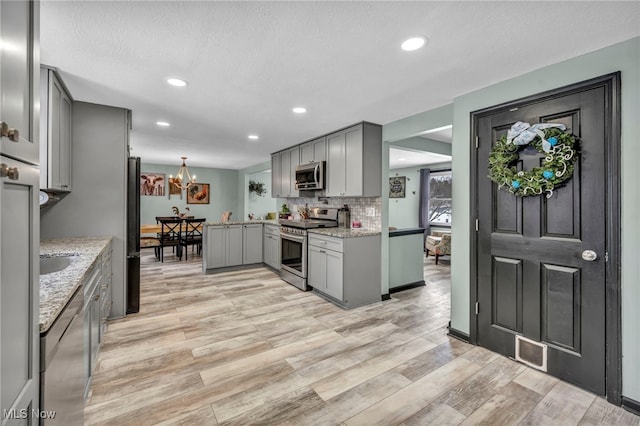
[
  {"xmin": 309, "ymin": 234, "xmax": 343, "ymax": 252},
  {"xmin": 264, "ymin": 224, "xmax": 280, "ymax": 237}
]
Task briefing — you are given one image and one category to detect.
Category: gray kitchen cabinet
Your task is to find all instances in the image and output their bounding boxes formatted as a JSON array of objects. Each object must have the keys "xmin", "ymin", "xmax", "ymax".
[
  {"xmin": 308, "ymin": 233, "xmax": 381, "ymax": 309},
  {"xmin": 0, "ymin": 0, "xmax": 40, "ymax": 164},
  {"xmin": 288, "ymin": 146, "xmax": 300, "ymax": 197},
  {"xmin": 0, "ymin": 0, "xmax": 41, "ymax": 419},
  {"xmin": 300, "ymin": 136, "xmax": 326, "ymax": 164},
  {"xmin": 40, "ymin": 66, "xmax": 73, "ymax": 191},
  {"xmin": 263, "ymin": 224, "xmax": 280, "ymax": 271},
  {"xmin": 277, "ymin": 146, "xmax": 300, "ymax": 198},
  {"xmin": 242, "ymin": 223, "xmax": 263, "ymax": 265},
  {"xmin": 100, "ymin": 243, "xmax": 112, "ymax": 341},
  {"xmin": 271, "ymin": 152, "xmax": 282, "ymax": 198},
  {"xmin": 0, "ymin": 157, "xmax": 40, "ymax": 421},
  {"xmin": 204, "ymin": 225, "xmax": 243, "ymax": 269},
  {"xmin": 326, "ymin": 122, "xmax": 382, "ymax": 197},
  {"xmin": 308, "ymin": 239, "xmax": 343, "ymax": 301},
  {"xmin": 82, "ymin": 261, "xmax": 101, "ymax": 400},
  {"xmin": 280, "ymin": 149, "xmax": 290, "ymax": 198},
  {"xmin": 273, "ymin": 146, "xmax": 300, "ymax": 198}
]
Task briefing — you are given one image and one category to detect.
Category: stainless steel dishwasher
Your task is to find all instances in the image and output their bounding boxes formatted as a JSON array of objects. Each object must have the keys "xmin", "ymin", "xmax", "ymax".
[{"xmin": 40, "ymin": 287, "xmax": 84, "ymax": 425}]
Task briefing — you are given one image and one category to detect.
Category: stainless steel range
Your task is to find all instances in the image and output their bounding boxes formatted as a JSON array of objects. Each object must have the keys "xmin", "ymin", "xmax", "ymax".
[{"xmin": 279, "ymin": 207, "xmax": 338, "ymax": 290}]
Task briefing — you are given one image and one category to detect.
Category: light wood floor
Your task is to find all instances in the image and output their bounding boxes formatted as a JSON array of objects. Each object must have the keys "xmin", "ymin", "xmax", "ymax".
[{"xmin": 85, "ymin": 251, "xmax": 639, "ymax": 425}]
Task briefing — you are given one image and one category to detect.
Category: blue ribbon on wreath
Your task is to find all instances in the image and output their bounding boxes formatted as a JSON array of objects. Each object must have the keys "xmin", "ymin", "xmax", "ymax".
[{"xmin": 506, "ymin": 121, "xmax": 566, "ymax": 152}]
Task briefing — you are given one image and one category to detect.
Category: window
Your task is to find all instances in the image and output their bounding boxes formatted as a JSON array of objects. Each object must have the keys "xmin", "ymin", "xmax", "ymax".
[{"xmin": 429, "ymin": 170, "xmax": 452, "ymax": 226}]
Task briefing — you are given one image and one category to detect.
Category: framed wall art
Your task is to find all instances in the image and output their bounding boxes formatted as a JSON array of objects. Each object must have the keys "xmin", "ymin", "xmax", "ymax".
[
  {"xmin": 168, "ymin": 177, "xmax": 182, "ymax": 199},
  {"xmin": 389, "ymin": 176, "xmax": 406, "ymax": 198},
  {"xmin": 187, "ymin": 183, "xmax": 210, "ymax": 204},
  {"xmin": 140, "ymin": 173, "xmax": 165, "ymax": 196}
]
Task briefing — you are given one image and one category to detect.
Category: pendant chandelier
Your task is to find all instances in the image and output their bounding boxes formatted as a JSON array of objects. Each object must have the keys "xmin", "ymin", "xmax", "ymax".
[{"xmin": 170, "ymin": 156, "xmax": 196, "ymax": 190}]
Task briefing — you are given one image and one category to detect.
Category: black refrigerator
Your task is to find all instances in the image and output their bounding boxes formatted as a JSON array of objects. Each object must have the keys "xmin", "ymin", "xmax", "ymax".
[{"xmin": 126, "ymin": 156, "xmax": 141, "ymax": 313}]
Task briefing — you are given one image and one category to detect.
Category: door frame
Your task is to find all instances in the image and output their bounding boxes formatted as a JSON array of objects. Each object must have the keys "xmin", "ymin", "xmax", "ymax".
[{"xmin": 469, "ymin": 73, "xmax": 621, "ymax": 404}]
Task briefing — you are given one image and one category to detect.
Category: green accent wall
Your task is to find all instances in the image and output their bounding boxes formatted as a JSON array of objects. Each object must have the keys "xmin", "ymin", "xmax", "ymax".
[
  {"xmin": 383, "ymin": 37, "xmax": 640, "ymax": 401},
  {"xmin": 140, "ymin": 163, "xmax": 239, "ymax": 225},
  {"xmin": 237, "ymin": 161, "xmax": 276, "ymax": 221},
  {"xmin": 388, "ymin": 163, "xmax": 450, "ymax": 230}
]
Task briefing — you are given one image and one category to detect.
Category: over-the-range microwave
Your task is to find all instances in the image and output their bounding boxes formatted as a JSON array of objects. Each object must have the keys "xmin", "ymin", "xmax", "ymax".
[{"xmin": 295, "ymin": 161, "xmax": 325, "ymax": 191}]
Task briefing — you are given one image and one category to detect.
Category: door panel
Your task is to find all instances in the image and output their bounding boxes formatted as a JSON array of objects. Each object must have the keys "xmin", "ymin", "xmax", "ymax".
[
  {"xmin": 492, "ymin": 256, "xmax": 522, "ymax": 333},
  {"xmin": 475, "ymin": 79, "xmax": 612, "ymax": 395},
  {"xmin": 542, "ymin": 264, "xmax": 581, "ymax": 351}
]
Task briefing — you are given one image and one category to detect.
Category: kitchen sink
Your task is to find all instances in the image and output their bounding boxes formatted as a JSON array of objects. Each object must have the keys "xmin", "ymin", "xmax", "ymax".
[{"xmin": 40, "ymin": 255, "xmax": 77, "ymax": 275}]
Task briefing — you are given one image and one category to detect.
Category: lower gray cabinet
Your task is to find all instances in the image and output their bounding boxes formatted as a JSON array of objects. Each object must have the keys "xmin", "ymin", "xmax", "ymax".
[
  {"xmin": 308, "ymin": 242, "xmax": 343, "ymax": 301},
  {"xmin": 263, "ymin": 224, "xmax": 280, "ymax": 270},
  {"xmin": 242, "ymin": 224, "xmax": 263, "ymax": 264},
  {"xmin": 204, "ymin": 225, "xmax": 243, "ymax": 269},
  {"xmin": 99, "ymin": 245, "xmax": 112, "ymax": 341},
  {"xmin": 308, "ymin": 233, "xmax": 381, "ymax": 309},
  {"xmin": 83, "ymin": 262, "xmax": 101, "ymax": 400}
]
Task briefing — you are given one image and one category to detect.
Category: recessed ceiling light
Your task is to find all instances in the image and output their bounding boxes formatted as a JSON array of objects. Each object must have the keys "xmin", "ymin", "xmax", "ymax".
[
  {"xmin": 399, "ymin": 158, "xmax": 407, "ymax": 161},
  {"xmin": 166, "ymin": 78, "xmax": 188, "ymax": 87},
  {"xmin": 401, "ymin": 36, "xmax": 427, "ymax": 51},
  {"xmin": 248, "ymin": 134, "xmax": 259, "ymax": 140},
  {"xmin": 156, "ymin": 121, "xmax": 170, "ymax": 127},
  {"xmin": 292, "ymin": 107, "xmax": 307, "ymax": 114}
]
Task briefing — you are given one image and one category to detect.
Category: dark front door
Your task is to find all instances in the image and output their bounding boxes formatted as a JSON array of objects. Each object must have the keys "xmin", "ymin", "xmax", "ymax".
[{"xmin": 473, "ymin": 74, "xmax": 620, "ymax": 397}]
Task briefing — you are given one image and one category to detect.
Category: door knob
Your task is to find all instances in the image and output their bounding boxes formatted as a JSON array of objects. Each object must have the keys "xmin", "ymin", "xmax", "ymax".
[{"xmin": 581, "ymin": 250, "xmax": 598, "ymax": 261}]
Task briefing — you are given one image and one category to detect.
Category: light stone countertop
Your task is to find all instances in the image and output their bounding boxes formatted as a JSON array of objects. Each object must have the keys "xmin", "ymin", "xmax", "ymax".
[
  {"xmin": 204, "ymin": 219, "xmax": 279, "ymax": 226},
  {"xmin": 308, "ymin": 228, "xmax": 381, "ymax": 238},
  {"xmin": 39, "ymin": 236, "xmax": 112, "ymax": 334}
]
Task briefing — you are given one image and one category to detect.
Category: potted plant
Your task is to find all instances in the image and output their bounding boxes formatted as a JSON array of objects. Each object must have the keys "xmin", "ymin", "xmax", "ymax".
[{"xmin": 248, "ymin": 180, "xmax": 267, "ymax": 197}]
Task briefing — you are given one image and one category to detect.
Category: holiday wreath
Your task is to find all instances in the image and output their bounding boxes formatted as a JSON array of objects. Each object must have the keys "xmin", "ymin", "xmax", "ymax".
[{"xmin": 488, "ymin": 121, "xmax": 578, "ymax": 198}]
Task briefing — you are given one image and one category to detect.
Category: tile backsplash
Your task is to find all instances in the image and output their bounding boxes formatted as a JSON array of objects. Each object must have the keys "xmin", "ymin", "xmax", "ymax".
[{"xmin": 279, "ymin": 197, "xmax": 381, "ymax": 231}]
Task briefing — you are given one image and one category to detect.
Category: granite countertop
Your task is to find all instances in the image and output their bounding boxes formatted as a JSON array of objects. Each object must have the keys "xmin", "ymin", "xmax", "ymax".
[
  {"xmin": 309, "ymin": 228, "xmax": 381, "ymax": 238},
  {"xmin": 39, "ymin": 236, "xmax": 112, "ymax": 334},
  {"xmin": 204, "ymin": 219, "xmax": 279, "ymax": 226}
]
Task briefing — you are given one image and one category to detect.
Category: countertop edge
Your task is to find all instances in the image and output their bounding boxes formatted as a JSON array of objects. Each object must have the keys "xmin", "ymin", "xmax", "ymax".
[{"xmin": 389, "ymin": 227, "xmax": 426, "ymax": 237}]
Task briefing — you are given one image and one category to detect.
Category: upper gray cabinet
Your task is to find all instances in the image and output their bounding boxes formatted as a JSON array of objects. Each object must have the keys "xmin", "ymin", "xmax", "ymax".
[
  {"xmin": 0, "ymin": 0, "xmax": 40, "ymax": 164},
  {"xmin": 271, "ymin": 152, "xmax": 282, "ymax": 198},
  {"xmin": 40, "ymin": 66, "xmax": 73, "ymax": 191},
  {"xmin": 300, "ymin": 136, "xmax": 326, "ymax": 164},
  {"xmin": 326, "ymin": 122, "xmax": 382, "ymax": 197},
  {"xmin": 272, "ymin": 146, "xmax": 300, "ymax": 198},
  {"xmin": 270, "ymin": 121, "xmax": 381, "ymax": 198}
]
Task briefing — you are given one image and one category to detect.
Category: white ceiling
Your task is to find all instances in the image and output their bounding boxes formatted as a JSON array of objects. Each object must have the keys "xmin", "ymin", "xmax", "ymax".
[
  {"xmin": 40, "ymin": 1, "xmax": 640, "ymax": 170},
  {"xmin": 389, "ymin": 147, "xmax": 451, "ymax": 170}
]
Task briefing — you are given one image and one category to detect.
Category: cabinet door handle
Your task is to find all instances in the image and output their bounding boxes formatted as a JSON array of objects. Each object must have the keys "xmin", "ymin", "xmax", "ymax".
[
  {"xmin": 0, "ymin": 121, "xmax": 8, "ymax": 137},
  {"xmin": 94, "ymin": 294, "xmax": 100, "ymax": 301},
  {"xmin": 0, "ymin": 163, "xmax": 19, "ymax": 180},
  {"xmin": 61, "ymin": 184, "xmax": 69, "ymax": 188},
  {"xmin": 320, "ymin": 250, "xmax": 326, "ymax": 254},
  {"xmin": 7, "ymin": 128, "xmax": 20, "ymax": 142}
]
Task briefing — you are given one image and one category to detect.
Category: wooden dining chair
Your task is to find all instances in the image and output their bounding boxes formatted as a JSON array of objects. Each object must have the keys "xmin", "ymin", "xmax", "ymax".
[
  {"xmin": 179, "ymin": 218, "xmax": 206, "ymax": 260},
  {"xmin": 156, "ymin": 217, "xmax": 182, "ymax": 262}
]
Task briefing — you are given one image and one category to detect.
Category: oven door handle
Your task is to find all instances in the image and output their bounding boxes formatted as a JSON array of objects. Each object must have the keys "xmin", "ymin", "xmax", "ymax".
[{"xmin": 281, "ymin": 233, "xmax": 305, "ymax": 243}]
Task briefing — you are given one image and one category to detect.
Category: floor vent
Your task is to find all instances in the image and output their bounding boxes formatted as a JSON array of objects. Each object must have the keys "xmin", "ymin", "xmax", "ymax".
[{"xmin": 515, "ymin": 335, "xmax": 547, "ymax": 372}]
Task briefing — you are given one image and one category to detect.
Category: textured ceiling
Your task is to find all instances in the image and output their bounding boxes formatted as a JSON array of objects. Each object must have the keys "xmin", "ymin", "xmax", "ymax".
[{"xmin": 40, "ymin": 1, "xmax": 640, "ymax": 170}]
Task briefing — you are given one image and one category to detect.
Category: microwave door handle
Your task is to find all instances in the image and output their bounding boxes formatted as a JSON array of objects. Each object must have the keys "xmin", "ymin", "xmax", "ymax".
[{"xmin": 314, "ymin": 163, "xmax": 320, "ymax": 185}]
